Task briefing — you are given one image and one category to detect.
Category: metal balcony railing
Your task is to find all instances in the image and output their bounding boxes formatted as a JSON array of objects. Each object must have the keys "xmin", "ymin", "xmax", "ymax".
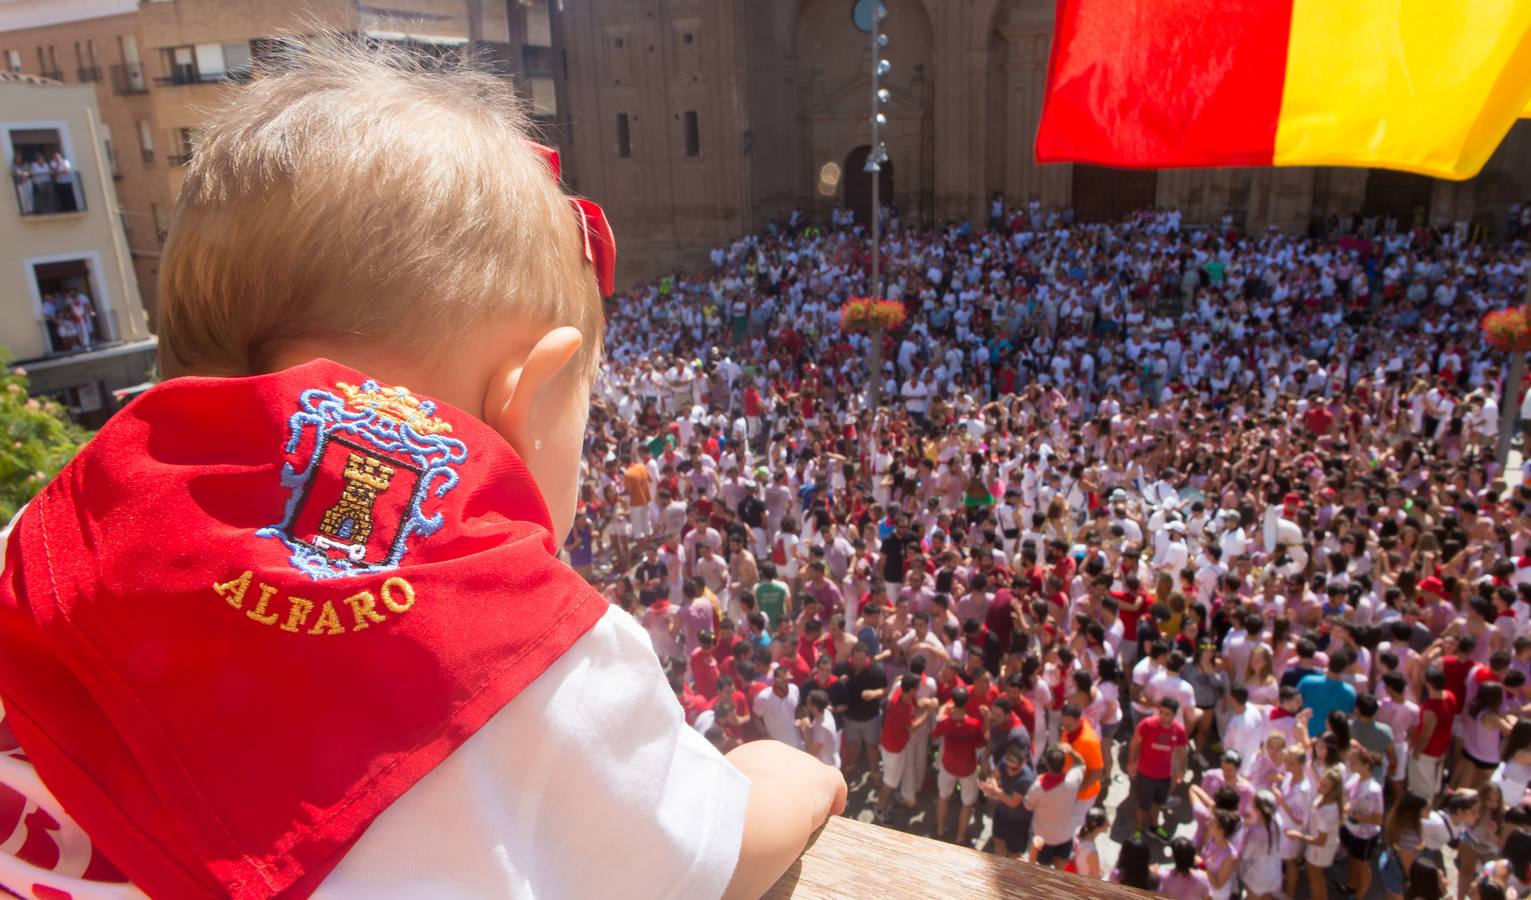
[{"xmin": 110, "ymin": 63, "xmax": 148, "ymax": 95}]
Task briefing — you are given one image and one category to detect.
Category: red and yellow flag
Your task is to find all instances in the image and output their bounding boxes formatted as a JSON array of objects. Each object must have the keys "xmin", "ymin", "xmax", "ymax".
[{"xmin": 1035, "ymin": 0, "xmax": 1531, "ymax": 180}]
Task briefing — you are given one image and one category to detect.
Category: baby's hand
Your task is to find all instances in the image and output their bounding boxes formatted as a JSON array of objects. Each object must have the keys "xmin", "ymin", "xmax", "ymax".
[{"xmin": 722, "ymin": 741, "xmax": 848, "ymax": 900}]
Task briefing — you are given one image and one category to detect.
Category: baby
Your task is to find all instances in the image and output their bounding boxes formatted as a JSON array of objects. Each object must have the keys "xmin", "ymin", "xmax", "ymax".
[{"xmin": 0, "ymin": 38, "xmax": 843, "ymax": 899}]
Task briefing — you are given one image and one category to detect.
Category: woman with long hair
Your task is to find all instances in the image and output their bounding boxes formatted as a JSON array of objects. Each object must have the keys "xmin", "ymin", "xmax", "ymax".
[
  {"xmin": 1407, "ymin": 857, "xmax": 1447, "ymax": 900},
  {"xmin": 1186, "ymin": 641, "xmax": 1228, "ymax": 760},
  {"xmin": 1240, "ymin": 790, "xmax": 1283, "ymax": 900},
  {"xmin": 1340, "ymin": 747, "xmax": 1385, "ymax": 900},
  {"xmin": 1092, "ymin": 657, "xmax": 1123, "ymax": 790},
  {"xmin": 1071, "ymin": 807, "xmax": 1109, "ymax": 880},
  {"xmin": 1458, "ymin": 783, "xmax": 1506, "ymax": 900},
  {"xmin": 1202, "ymin": 809, "xmax": 1240, "ymax": 900},
  {"xmin": 1245, "ymin": 643, "xmax": 1279, "ymax": 706},
  {"xmin": 1454, "ymin": 682, "xmax": 1514, "ymax": 791},
  {"xmin": 1158, "ymin": 835, "xmax": 1211, "ymax": 900},
  {"xmin": 1380, "ymin": 792, "xmax": 1429, "ymax": 900},
  {"xmin": 1109, "ymin": 833, "xmax": 1157, "ymax": 890},
  {"xmin": 1286, "ymin": 767, "xmax": 1344, "ymax": 900},
  {"xmin": 1491, "ymin": 719, "xmax": 1531, "ymax": 805}
]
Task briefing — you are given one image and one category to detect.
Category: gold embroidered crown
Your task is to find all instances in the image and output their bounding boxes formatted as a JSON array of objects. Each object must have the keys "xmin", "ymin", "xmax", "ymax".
[{"xmin": 337, "ymin": 381, "xmax": 454, "ymax": 435}]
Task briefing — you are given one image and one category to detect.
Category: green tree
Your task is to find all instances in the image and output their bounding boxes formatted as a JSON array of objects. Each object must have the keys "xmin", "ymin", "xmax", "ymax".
[{"xmin": 0, "ymin": 356, "xmax": 92, "ymax": 522}]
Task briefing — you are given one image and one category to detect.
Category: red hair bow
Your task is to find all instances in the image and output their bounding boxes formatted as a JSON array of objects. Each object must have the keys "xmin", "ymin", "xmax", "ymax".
[{"xmin": 526, "ymin": 141, "xmax": 616, "ymax": 297}]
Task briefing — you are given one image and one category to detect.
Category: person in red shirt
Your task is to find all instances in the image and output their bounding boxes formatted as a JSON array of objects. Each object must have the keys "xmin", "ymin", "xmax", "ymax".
[
  {"xmin": 689, "ymin": 630, "xmax": 720, "ymax": 700},
  {"xmin": 1127, "ymin": 696, "xmax": 1188, "ymax": 838},
  {"xmin": 790, "ymin": 618, "xmax": 826, "ymax": 685},
  {"xmin": 1002, "ymin": 673, "xmax": 1038, "ymax": 738},
  {"xmin": 876, "ymin": 674, "xmax": 936, "ymax": 818},
  {"xmin": 1410, "ymin": 667, "xmax": 1458, "ymax": 799},
  {"xmin": 1302, "ymin": 403, "xmax": 1335, "ymax": 436},
  {"xmin": 932, "ymin": 686, "xmax": 988, "ymax": 847},
  {"xmin": 712, "ymin": 618, "xmax": 743, "ymax": 668},
  {"xmin": 1112, "ymin": 574, "xmax": 1150, "ymax": 663}
]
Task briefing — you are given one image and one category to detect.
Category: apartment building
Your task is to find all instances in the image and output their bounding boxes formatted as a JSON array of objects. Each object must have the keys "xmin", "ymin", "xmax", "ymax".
[
  {"xmin": 0, "ymin": 0, "xmax": 556, "ymax": 320},
  {"xmin": 0, "ymin": 70, "xmax": 155, "ymax": 426}
]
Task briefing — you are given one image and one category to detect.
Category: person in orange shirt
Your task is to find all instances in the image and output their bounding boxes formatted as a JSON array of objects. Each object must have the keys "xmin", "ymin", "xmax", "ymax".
[
  {"xmin": 624, "ymin": 449, "xmax": 655, "ymax": 540},
  {"xmin": 1058, "ymin": 702, "xmax": 1104, "ymax": 833}
]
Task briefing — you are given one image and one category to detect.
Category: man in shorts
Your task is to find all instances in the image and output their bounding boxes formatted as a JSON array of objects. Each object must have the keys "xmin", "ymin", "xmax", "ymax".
[
  {"xmin": 979, "ymin": 745, "xmax": 1035, "ymax": 858},
  {"xmin": 1127, "ymin": 696, "xmax": 1187, "ymax": 840},
  {"xmin": 932, "ymin": 686, "xmax": 986, "ymax": 846},
  {"xmin": 1024, "ymin": 745, "xmax": 1086, "ymax": 868}
]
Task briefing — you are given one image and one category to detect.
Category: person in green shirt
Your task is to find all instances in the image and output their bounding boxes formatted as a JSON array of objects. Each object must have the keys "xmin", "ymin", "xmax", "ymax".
[{"xmin": 755, "ymin": 561, "xmax": 792, "ymax": 628}]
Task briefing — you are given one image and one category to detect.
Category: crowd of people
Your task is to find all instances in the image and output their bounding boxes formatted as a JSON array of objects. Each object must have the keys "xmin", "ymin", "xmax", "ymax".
[
  {"xmin": 574, "ymin": 200, "xmax": 1531, "ymax": 899},
  {"xmin": 10, "ymin": 150, "xmax": 79, "ymax": 216}
]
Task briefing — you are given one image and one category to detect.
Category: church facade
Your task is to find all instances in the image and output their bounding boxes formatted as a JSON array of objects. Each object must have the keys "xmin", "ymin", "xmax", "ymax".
[{"xmin": 554, "ymin": 0, "xmax": 1531, "ymax": 285}]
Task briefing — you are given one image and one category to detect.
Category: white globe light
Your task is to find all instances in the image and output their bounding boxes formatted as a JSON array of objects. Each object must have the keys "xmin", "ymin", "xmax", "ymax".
[
  {"xmin": 877, "ymin": 88, "xmax": 891, "ymax": 104},
  {"xmin": 876, "ymin": 59, "xmax": 891, "ymax": 77}
]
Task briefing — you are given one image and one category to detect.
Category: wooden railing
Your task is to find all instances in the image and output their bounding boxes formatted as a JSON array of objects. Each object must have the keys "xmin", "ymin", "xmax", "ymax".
[{"xmin": 767, "ymin": 817, "xmax": 1149, "ymax": 899}]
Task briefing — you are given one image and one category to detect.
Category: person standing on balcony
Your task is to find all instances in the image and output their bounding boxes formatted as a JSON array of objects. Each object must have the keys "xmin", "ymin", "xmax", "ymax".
[
  {"xmin": 29, "ymin": 155, "xmax": 53, "ymax": 214},
  {"xmin": 50, "ymin": 151, "xmax": 76, "ymax": 213},
  {"xmin": 39, "ymin": 293, "xmax": 61, "ymax": 350},
  {"xmin": 67, "ymin": 290, "xmax": 96, "ymax": 350},
  {"xmin": 11, "ymin": 152, "xmax": 32, "ymax": 215}
]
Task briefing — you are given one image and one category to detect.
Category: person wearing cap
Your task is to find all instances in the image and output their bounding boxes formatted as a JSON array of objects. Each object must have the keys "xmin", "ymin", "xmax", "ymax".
[{"xmin": 1154, "ymin": 519, "xmax": 1189, "ymax": 575}]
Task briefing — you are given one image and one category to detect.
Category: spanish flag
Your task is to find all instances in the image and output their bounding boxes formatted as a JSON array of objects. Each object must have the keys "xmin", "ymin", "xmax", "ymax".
[{"xmin": 1035, "ymin": 0, "xmax": 1531, "ymax": 180}]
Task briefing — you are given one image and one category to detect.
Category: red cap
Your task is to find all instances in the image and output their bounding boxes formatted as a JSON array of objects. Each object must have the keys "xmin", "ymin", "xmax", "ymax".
[
  {"xmin": 1420, "ymin": 576, "xmax": 1447, "ymax": 598},
  {"xmin": 1283, "ymin": 492, "xmax": 1301, "ymax": 506}
]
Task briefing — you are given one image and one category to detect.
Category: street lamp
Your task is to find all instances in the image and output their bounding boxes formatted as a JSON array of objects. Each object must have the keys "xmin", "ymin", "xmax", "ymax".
[{"xmin": 865, "ymin": 2, "xmax": 891, "ymax": 425}]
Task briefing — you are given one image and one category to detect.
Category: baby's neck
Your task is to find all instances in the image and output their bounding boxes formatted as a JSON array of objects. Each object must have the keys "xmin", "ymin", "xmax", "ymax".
[{"xmin": 264, "ymin": 342, "xmax": 489, "ymax": 422}]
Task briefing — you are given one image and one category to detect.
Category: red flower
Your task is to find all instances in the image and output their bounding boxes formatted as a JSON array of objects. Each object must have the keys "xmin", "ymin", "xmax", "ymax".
[
  {"xmin": 839, "ymin": 296, "xmax": 906, "ymax": 335},
  {"xmin": 1482, "ymin": 307, "xmax": 1531, "ymax": 353}
]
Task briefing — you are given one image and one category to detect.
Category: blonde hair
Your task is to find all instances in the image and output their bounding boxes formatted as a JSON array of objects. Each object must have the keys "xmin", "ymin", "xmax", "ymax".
[{"xmin": 158, "ymin": 34, "xmax": 602, "ymax": 378}]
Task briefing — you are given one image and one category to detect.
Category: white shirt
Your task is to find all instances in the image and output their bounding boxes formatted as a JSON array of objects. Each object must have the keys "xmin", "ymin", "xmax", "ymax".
[
  {"xmin": 321, "ymin": 607, "xmax": 748, "ymax": 898},
  {"xmin": 752, "ymin": 683, "xmax": 804, "ymax": 749}
]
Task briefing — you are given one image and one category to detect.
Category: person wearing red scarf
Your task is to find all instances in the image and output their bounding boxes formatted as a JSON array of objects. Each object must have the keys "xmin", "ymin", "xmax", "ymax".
[{"xmin": 0, "ymin": 43, "xmax": 848, "ymax": 900}]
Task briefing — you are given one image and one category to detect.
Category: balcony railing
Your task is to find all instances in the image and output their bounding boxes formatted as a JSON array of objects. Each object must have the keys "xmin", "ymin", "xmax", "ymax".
[
  {"xmin": 13, "ymin": 181, "xmax": 87, "ymax": 218},
  {"xmin": 767, "ymin": 817, "xmax": 1148, "ymax": 899},
  {"xmin": 76, "ymin": 65, "xmax": 102, "ymax": 83},
  {"xmin": 141, "ymin": 148, "xmax": 155, "ymax": 163},
  {"xmin": 154, "ymin": 64, "xmax": 253, "ymax": 86},
  {"xmin": 39, "ymin": 68, "xmax": 63, "ymax": 82},
  {"xmin": 110, "ymin": 63, "xmax": 148, "ymax": 95}
]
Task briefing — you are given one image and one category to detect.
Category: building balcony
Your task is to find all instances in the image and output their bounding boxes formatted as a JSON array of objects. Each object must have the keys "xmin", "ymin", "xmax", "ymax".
[
  {"xmin": 76, "ymin": 66, "xmax": 103, "ymax": 83},
  {"xmin": 154, "ymin": 64, "xmax": 252, "ymax": 87},
  {"xmin": 39, "ymin": 68, "xmax": 63, "ymax": 82},
  {"xmin": 110, "ymin": 63, "xmax": 148, "ymax": 95},
  {"xmin": 13, "ymin": 182, "xmax": 87, "ymax": 218}
]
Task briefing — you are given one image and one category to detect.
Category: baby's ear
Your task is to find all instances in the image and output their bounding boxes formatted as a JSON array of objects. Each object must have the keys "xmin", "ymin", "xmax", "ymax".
[{"xmin": 485, "ymin": 326, "xmax": 583, "ymax": 453}]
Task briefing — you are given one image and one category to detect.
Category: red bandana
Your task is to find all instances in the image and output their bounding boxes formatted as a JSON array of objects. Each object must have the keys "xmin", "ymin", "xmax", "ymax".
[{"xmin": 0, "ymin": 359, "xmax": 606, "ymax": 898}]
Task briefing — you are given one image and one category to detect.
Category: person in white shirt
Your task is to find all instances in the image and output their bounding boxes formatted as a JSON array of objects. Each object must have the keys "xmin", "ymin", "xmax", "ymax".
[
  {"xmin": 798, "ymin": 689, "xmax": 841, "ymax": 768},
  {"xmin": 1146, "ymin": 652, "xmax": 1198, "ymax": 731},
  {"xmin": 753, "ymin": 666, "xmax": 804, "ymax": 749}
]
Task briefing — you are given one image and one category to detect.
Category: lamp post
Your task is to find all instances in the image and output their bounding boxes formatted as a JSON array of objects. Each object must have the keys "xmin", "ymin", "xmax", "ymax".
[
  {"xmin": 865, "ymin": 2, "xmax": 891, "ymax": 436},
  {"xmin": 1495, "ymin": 276, "xmax": 1531, "ymax": 464}
]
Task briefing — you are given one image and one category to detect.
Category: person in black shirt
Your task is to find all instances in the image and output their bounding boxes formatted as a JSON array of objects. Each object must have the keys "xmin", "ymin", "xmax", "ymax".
[
  {"xmin": 634, "ymin": 547, "xmax": 669, "ymax": 607},
  {"xmin": 831, "ymin": 642, "xmax": 888, "ymax": 776},
  {"xmin": 882, "ymin": 519, "xmax": 910, "ymax": 587},
  {"xmin": 737, "ymin": 480, "xmax": 766, "ymax": 531},
  {"xmin": 979, "ymin": 744, "xmax": 1035, "ymax": 858}
]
